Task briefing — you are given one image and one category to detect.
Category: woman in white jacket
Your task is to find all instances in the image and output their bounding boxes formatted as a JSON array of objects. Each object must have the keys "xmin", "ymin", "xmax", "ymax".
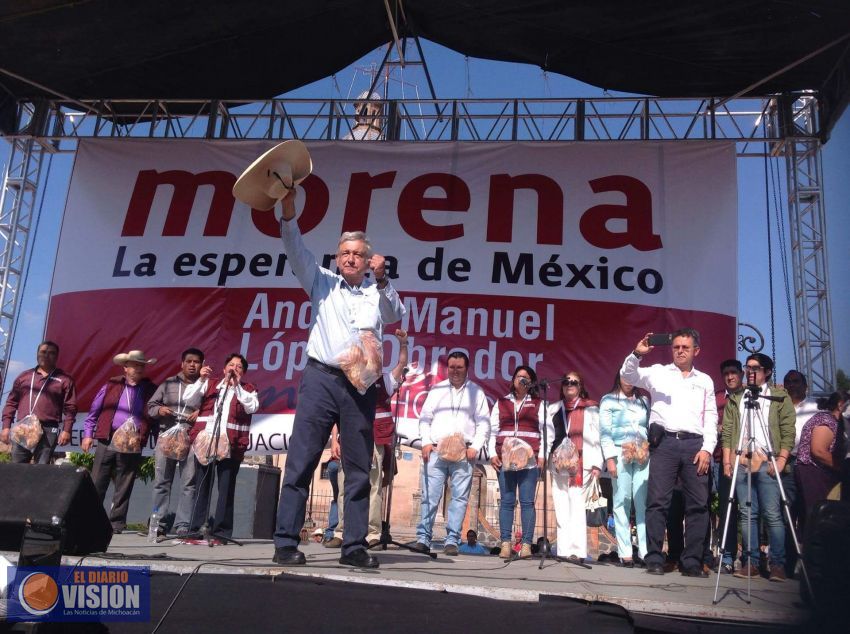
[{"xmin": 547, "ymin": 371, "xmax": 603, "ymax": 561}]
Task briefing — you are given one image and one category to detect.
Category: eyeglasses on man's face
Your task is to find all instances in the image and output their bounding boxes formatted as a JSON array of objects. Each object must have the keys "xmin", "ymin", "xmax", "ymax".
[
  {"xmin": 562, "ymin": 379, "xmax": 580, "ymax": 387},
  {"xmin": 745, "ymin": 365, "xmax": 764, "ymax": 372},
  {"xmin": 337, "ymin": 250, "xmax": 367, "ymax": 261}
]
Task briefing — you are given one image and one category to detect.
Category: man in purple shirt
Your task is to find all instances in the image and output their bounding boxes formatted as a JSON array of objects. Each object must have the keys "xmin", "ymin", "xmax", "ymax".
[
  {"xmin": 82, "ymin": 350, "xmax": 158, "ymax": 533},
  {"xmin": 1, "ymin": 340, "xmax": 77, "ymax": 464}
]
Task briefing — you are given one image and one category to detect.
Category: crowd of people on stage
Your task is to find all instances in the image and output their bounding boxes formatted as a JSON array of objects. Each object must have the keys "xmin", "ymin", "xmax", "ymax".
[
  {"xmin": 3, "ymin": 189, "xmax": 849, "ymax": 578},
  {"xmin": 1, "ymin": 340, "xmax": 259, "ymax": 543}
]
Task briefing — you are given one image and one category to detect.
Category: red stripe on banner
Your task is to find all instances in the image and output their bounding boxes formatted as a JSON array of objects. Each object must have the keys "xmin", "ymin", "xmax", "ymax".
[{"xmin": 47, "ymin": 288, "xmax": 735, "ymax": 412}]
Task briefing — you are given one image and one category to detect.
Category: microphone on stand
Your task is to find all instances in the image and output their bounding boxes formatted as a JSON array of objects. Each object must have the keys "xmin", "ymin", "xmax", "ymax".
[{"xmin": 518, "ymin": 377, "xmax": 530, "ymax": 387}]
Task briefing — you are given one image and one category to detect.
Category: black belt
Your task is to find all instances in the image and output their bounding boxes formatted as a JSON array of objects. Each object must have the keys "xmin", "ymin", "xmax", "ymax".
[
  {"xmin": 664, "ymin": 430, "xmax": 702, "ymax": 440},
  {"xmin": 307, "ymin": 357, "xmax": 346, "ymax": 377}
]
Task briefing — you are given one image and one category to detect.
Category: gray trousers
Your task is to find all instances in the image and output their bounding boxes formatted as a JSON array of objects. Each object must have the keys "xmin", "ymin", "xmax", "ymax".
[
  {"xmin": 151, "ymin": 449, "xmax": 197, "ymax": 532},
  {"xmin": 11, "ymin": 425, "xmax": 60, "ymax": 464}
]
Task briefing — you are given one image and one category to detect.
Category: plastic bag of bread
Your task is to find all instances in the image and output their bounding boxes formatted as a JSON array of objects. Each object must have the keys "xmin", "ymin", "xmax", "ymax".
[
  {"xmin": 501, "ymin": 436, "xmax": 534, "ymax": 471},
  {"xmin": 337, "ymin": 330, "xmax": 382, "ymax": 395},
  {"xmin": 11, "ymin": 414, "xmax": 43, "ymax": 452},
  {"xmin": 621, "ymin": 432, "xmax": 650, "ymax": 466},
  {"xmin": 436, "ymin": 432, "xmax": 468, "ymax": 462},
  {"xmin": 550, "ymin": 437, "xmax": 580, "ymax": 477},
  {"xmin": 193, "ymin": 429, "xmax": 230, "ymax": 465},
  {"xmin": 156, "ymin": 424, "xmax": 191, "ymax": 461},
  {"xmin": 108, "ymin": 417, "xmax": 142, "ymax": 454}
]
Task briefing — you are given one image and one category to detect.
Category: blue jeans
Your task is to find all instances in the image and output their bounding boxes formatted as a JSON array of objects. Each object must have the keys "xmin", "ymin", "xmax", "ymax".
[
  {"xmin": 497, "ymin": 467, "xmax": 538, "ymax": 543},
  {"xmin": 416, "ymin": 456, "xmax": 473, "ymax": 548},
  {"xmin": 736, "ymin": 462, "xmax": 785, "ymax": 567},
  {"xmin": 324, "ymin": 458, "xmax": 340, "ymax": 540}
]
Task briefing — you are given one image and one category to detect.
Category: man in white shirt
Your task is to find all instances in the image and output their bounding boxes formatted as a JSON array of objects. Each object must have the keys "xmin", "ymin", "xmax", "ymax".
[
  {"xmin": 411, "ymin": 351, "xmax": 490, "ymax": 556},
  {"xmin": 272, "ymin": 189, "xmax": 405, "ymax": 569},
  {"xmin": 620, "ymin": 328, "xmax": 717, "ymax": 577}
]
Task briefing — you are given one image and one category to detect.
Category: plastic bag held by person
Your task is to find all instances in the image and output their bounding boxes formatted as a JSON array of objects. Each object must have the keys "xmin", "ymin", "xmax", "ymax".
[
  {"xmin": 551, "ymin": 437, "xmax": 580, "ymax": 476},
  {"xmin": 437, "ymin": 432, "xmax": 468, "ymax": 462},
  {"xmin": 156, "ymin": 424, "xmax": 191, "ymax": 461},
  {"xmin": 337, "ymin": 331, "xmax": 382, "ymax": 394},
  {"xmin": 109, "ymin": 418, "xmax": 142, "ymax": 453},
  {"xmin": 193, "ymin": 429, "xmax": 230, "ymax": 465},
  {"xmin": 11, "ymin": 414, "xmax": 43, "ymax": 451},
  {"xmin": 502, "ymin": 436, "xmax": 534, "ymax": 470}
]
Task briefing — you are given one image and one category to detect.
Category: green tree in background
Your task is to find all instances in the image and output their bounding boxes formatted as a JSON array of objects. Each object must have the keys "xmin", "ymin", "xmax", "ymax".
[{"xmin": 837, "ymin": 369, "xmax": 849, "ymax": 392}]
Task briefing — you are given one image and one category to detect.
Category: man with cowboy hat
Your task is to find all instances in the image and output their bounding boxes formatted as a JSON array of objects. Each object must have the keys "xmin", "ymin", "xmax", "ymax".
[
  {"xmin": 231, "ymin": 140, "xmax": 405, "ymax": 568},
  {"xmin": 82, "ymin": 350, "xmax": 159, "ymax": 534},
  {"xmin": 268, "ymin": 187, "xmax": 405, "ymax": 569}
]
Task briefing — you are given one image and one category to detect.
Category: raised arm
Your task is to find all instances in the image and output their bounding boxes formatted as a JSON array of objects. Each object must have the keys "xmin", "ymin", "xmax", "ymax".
[
  {"xmin": 279, "ymin": 189, "xmax": 319, "ymax": 293},
  {"xmin": 390, "ymin": 329, "xmax": 408, "ymax": 383}
]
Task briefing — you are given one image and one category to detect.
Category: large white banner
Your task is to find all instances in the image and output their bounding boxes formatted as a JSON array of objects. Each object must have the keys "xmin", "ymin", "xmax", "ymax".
[{"xmin": 49, "ymin": 139, "xmax": 738, "ymax": 453}]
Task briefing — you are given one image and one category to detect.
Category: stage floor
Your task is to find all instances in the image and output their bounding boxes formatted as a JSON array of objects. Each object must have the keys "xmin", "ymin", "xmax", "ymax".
[{"xmin": 3, "ymin": 533, "xmax": 810, "ymax": 631}]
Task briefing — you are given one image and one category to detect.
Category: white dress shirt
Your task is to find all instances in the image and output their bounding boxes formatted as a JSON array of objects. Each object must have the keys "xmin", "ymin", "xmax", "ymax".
[
  {"xmin": 790, "ymin": 396, "xmax": 819, "ymax": 456},
  {"xmin": 418, "ymin": 378, "xmax": 490, "ymax": 452},
  {"xmin": 620, "ymin": 352, "xmax": 717, "ymax": 454},
  {"xmin": 280, "ymin": 218, "xmax": 405, "ymax": 367}
]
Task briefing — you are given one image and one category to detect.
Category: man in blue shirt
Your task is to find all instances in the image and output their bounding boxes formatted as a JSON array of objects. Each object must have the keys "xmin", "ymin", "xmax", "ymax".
[
  {"xmin": 458, "ymin": 529, "xmax": 489, "ymax": 555},
  {"xmin": 273, "ymin": 188, "xmax": 405, "ymax": 569}
]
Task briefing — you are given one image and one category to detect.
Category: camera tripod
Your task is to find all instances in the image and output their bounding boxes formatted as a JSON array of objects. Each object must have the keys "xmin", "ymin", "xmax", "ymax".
[{"xmin": 712, "ymin": 383, "xmax": 812, "ymax": 604}]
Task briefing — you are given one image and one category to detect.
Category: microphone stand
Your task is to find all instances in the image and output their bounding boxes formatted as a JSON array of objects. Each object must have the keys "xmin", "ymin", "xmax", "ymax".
[
  {"xmin": 534, "ymin": 376, "xmax": 592, "ymax": 570},
  {"xmin": 186, "ymin": 375, "xmax": 242, "ymax": 547},
  {"xmin": 372, "ymin": 368, "xmax": 437, "ymax": 558}
]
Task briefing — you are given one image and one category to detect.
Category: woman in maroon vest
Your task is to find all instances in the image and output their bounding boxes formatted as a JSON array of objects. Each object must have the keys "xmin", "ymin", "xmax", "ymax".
[
  {"xmin": 489, "ymin": 365, "xmax": 546, "ymax": 559},
  {"xmin": 185, "ymin": 353, "xmax": 259, "ymax": 543},
  {"xmin": 547, "ymin": 371, "xmax": 603, "ymax": 561}
]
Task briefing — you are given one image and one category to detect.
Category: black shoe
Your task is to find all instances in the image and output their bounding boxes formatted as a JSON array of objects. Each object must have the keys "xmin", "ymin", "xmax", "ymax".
[
  {"xmin": 443, "ymin": 544, "xmax": 459, "ymax": 556},
  {"xmin": 681, "ymin": 566, "xmax": 709, "ymax": 578},
  {"xmin": 620, "ymin": 560, "xmax": 635, "ymax": 568},
  {"xmin": 273, "ymin": 547, "xmax": 306, "ymax": 565},
  {"xmin": 339, "ymin": 549, "xmax": 379, "ymax": 569},
  {"xmin": 409, "ymin": 542, "xmax": 430, "ymax": 554},
  {"xmin": 719, "ymin": 563, "xmax": 734, "ymax": 575},
  {"xmin": 646, "ymin": 562, "xmax": 665, "ymax": 575}
]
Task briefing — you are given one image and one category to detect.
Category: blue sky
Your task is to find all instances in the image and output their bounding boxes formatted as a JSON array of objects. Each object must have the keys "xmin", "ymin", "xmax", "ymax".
[{"xmin": 2, "ymin": 39, "xmax": 848, "ymax": 394}]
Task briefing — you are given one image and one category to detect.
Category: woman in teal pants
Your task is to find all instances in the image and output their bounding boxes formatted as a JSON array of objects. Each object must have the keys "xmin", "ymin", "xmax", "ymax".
[{"xmin": 600, "ymin": 373, "xmax": 650, "ymax": 567}]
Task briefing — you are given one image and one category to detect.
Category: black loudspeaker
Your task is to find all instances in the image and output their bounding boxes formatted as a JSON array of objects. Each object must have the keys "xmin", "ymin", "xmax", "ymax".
[
  {"xmin": 232, "ymin": 464, "xmax": 281, "ymax": 539},
  {"xmin": 0, "ymin": 463, "xmax": 112, "ymax": 555}
]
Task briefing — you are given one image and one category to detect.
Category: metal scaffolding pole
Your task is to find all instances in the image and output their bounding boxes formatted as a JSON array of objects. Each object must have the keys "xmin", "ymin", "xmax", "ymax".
[
  {"xmin": 781, "ymin": 96, "xmax": 836, "ymax": 393},
  {"xmin": 0, "ymin": 102, "xmax": 50, "ymax": 377}
]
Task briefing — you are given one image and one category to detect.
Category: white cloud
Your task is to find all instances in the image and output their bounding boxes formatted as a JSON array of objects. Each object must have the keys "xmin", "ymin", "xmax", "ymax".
[{"xmin": 5, "ymin": 359, "xmax": 27, "ymax": 377}]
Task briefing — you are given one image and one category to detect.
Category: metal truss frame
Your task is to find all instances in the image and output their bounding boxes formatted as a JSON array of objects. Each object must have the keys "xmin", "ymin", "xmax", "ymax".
[
  {"xmin": 779, "ymin": 96, "xmax": 836, "ymax": 392},
  {"xmin": 0, "ymin": 94, "xmax": 836, "ymax": 391},
  {"xmin": 0, "ymin": 102, "xmax": 53, "ymax": 377}
]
